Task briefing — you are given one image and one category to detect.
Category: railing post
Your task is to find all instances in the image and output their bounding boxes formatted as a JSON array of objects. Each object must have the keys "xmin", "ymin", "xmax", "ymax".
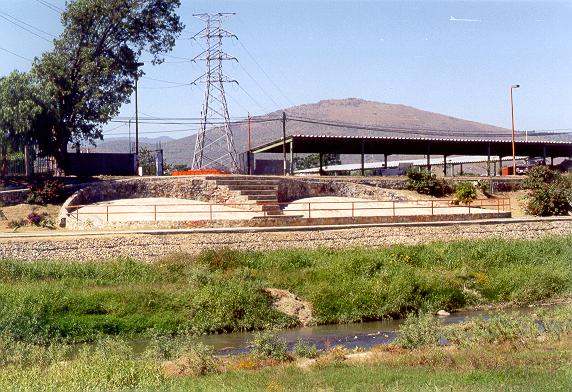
[
  {"xmin": 468, "ymin": 202, "xmax": 471, "ymax": 214},
  {"xmin": 351, "ymin": 202, "xmax": 354, "ymax": 218},
  {"xmin": 308, "ymin": 202, "xmax": 311, "ymax": 218},
  {"xmin": 392, "ymin": 200, "xmax": 395, "ymax": 216},
  {"xmin": 209, "ymin": 204, "xmax": 213, "ymax": 220},
  {"xmin": 106, "ymin": 204, "xmax": 109, "ymax": 222},
  {"xmin": 497, "ymin": 199, "xmax": 500, "ymax": 213},
  {"xmin": 154, "ymin": 204, "xmax": 157, "ymax": 222},
  {"xmin": 431, "ymin": 200, "xmax": 434, "ymax": 215}
]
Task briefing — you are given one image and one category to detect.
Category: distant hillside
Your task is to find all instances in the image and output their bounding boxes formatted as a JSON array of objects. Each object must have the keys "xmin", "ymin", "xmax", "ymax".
[{"xmin": 95, "ymin": 98, "xmax": 514, "ymax": 165}]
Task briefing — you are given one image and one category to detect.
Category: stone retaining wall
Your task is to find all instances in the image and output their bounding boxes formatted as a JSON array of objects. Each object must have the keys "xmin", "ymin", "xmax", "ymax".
[
  {"xmin": 276, "ymin": 177, "xmax": 408, "ymax": 202},
  {"xmin": 0, "ymin": 189, "xmax": 29, "ymax": 205},
  {"xmin": 59, "ymin": 177, "xmax": 253, "ymax": 227}
]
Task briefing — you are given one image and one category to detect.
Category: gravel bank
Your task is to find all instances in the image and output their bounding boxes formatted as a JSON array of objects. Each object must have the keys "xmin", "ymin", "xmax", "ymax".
[{"xmin": 1, "ymin": 220, "xmax": 571, "ymax": 261}]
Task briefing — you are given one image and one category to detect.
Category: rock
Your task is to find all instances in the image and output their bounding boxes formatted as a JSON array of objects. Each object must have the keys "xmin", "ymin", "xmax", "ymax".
[{"xmin": 436, "ymin": 310, "xmax": 450, "ymax": 317}]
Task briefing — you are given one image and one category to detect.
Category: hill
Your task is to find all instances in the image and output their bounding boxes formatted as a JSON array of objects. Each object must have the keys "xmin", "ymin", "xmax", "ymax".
[{"xmin": 97, "ymin": 98, "xmax": 513, "ymax": 165}]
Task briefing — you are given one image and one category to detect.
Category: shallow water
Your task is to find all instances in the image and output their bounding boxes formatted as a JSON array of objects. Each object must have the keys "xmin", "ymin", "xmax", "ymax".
[{"xmin": 190, "ymin": 306, "xmax": 541, "ymax": 355}]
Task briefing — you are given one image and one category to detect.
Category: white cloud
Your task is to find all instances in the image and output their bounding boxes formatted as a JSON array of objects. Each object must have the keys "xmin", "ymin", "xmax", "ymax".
[{"xmin": 449, "ymin": 16, "xmax": 481, "ymax": 23}]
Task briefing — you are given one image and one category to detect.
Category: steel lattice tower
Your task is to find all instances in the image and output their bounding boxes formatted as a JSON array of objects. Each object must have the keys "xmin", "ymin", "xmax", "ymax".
[{"xmin": 191, "ymin": 13, "xmax": 239, "ymax": 172}]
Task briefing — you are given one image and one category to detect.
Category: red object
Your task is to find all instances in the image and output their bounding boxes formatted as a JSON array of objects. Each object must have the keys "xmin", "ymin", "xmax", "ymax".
[
  {"xmin": 171, "ymin": 169, "xmax": 227, "ymax": 176},
  {"xmin": 501, "ymin": 166, "xmax": 514, "ymax": 176}
]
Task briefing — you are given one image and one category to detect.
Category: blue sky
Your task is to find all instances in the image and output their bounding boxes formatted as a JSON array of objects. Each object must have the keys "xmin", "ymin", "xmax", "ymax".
[{"xmin": 1, "ymin": 0, "xmax": 571, "ymax": 140}]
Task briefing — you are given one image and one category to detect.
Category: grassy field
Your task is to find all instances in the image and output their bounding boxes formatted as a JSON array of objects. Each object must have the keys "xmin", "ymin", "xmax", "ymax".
[{"xmin": 0, "ymin": 235, "xmax": 571, "ymax": 343}]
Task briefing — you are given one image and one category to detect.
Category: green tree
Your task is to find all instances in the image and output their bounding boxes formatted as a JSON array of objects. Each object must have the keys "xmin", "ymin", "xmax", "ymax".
[
  {"xmin": 138, "ymin": 146, "xmax": 155, "ymax": 175},
  {"xmin": 523, "ymin": 166, "xmax": 571, "ymax": 216},
  {"xmin": 293, "ymin": 153, "xmax": 341, "ymax": 171},
  {"xmin": 32, "ymin": 0, "xmax": 184, "ymax": 173},
  {"xmin": 0, "ymin": 71, "xmax": 45, "ymax": 177}
]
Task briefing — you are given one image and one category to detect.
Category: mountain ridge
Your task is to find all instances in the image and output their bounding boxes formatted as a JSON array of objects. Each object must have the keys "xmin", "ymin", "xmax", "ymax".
[{"xmin": 95, "ymin": 98, "xmax": 511, "ymax": 165}]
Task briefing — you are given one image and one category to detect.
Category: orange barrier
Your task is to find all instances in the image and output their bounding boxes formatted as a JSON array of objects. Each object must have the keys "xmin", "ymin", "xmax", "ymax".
[{"xmin": 171, "ymin": 169, "xmax": 227, "ymax": 176}]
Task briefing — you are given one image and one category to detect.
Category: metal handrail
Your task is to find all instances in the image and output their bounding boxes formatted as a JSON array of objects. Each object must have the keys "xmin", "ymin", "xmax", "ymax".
[{"xmin": 67, "ymin": 197, "xmax": 511, "ymax": 222}]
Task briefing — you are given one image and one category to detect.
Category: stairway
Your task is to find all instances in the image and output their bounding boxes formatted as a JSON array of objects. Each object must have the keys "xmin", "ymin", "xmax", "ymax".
[{"xmin": 205, "ymin": 176, "xmax": 283, "ymax": 216}]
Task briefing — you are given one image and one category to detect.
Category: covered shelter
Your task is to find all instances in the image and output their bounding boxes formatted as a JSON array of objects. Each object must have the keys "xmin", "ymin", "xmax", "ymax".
[{"xmin": 251, "ymin": 134, "xmax": 572, "ymax": 176}]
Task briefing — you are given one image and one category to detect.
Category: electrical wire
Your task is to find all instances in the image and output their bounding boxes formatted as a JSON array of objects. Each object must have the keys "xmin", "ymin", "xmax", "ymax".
[
  {"xmin": 0, "ymin": 10, "xmax": 56, "ymax": 38},
  {"xmin": 33, "ymin": 0, "xmax": 63, "ymax": 13},
  {"xmin": 0, "ymin": 13, "xmax": 52, "ymax": 43},
  {"xmin": 236, "ymin": 38, "xmax": 295, "ymax": 107},
  {"xmin": 0, "ymin": 46, "xmax": 33, "ymax": 62}
]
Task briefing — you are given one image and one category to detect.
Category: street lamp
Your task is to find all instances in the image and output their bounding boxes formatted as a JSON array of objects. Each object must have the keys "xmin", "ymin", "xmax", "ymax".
[
  {"xmin": 510, "ymin": 84, "xmax": 520, "ymax": 175},
  {"xmin": 133, "ymin": 62, "xmax": 145, "ymax": 158}
]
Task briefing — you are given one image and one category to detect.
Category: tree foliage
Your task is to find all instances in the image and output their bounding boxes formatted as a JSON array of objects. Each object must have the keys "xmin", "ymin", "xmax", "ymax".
[
  {"xmin": 32, "ymin": 0, "xmax": 184, "ymax": 172},
  {"xmin": 293, "ymin": 153, "xmax": 341, "ymax": 171},
  {"xmin": 0, "ymin": 71, "xmax": 45, "ymax": 177},
  {"xmin": 523, "ymin": 166, "xmax": 571, "ymax": 216}
]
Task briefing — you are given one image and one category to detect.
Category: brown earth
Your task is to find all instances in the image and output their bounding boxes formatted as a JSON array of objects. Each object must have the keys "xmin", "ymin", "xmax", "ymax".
[{"xmin": 264, "ymin": 288, "xmax": 314, "ymax": 326}]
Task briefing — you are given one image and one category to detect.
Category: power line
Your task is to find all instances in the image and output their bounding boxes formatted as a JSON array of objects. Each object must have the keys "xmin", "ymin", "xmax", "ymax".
[
  {"xmin": 237, "ymin": 38, "xmax": 295, "ymax": 107},
  {"xmin": 0, "ymin": 13, "xmax": 52, "ymax": 43},
  {"xmin": 236, "ymin": 60, "xmax": 281, "ymax": 109},
  {"xmin": 0, "ymin": 10, "xmax": 56, "ymax": 38},
  {"xmin": 33, "ymin": 0, "xmax": 63, "ymax": 13},
  {"xmin": 0, "ymin": 46, "xmax": 33, "ymax": 62},
  {"xmin": 236, "ymin": 83, "xmax": 267, "ymax": 113}
]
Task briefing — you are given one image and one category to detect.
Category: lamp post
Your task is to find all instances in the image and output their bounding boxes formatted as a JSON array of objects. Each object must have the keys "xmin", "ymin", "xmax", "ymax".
[
  {"xmin": 510, "ymin": 84, "xmax": 520, "ymax": 175},
  {"xmin": 133, "ymin": 62, "xmax": 144, "ymax": 175}
]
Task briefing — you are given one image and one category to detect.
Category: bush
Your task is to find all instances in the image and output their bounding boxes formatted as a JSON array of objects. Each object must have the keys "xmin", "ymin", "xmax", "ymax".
[
  {"xmin": 406, "ymin": 168, "xmax": 451, "ymax": 197},
  {"xmin": 523, "ymin": 166, "xmax": 571, "ymax": 216},
  {"xmin": 27, "ymin": 180, "xmax": 66, "ymax": 205},
  {"xmin": 293, "ymin": 339, "xmax": 319, "ymax": 359},
  {"xmin": 395, "ymin": 312, "xmax": 442, "ymax": 349},
  {"xmin": 454, "ymin": 182, "xmax": 477, "ymax": 205},
  {"xmin": 250, "ymin": 330, "xmax": 289, "ymax": 361}
]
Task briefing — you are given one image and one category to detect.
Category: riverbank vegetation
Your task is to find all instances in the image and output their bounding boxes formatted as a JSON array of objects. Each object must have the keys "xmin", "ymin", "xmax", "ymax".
[
  {"xmin": 0, "ymin": 235, "xmax": 570, "ymax": 343},
  {"xmin": 0, "ymin": 306, "xmax": 569, "ymax": 391}
]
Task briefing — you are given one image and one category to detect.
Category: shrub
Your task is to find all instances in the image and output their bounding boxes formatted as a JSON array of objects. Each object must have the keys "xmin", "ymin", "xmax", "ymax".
[
  {"xmin": 406, "ymin": 168, "xmax": 451, "ymax": 197},
  {"xmin": 476, "ymin": 179, "xmax": 492, "ymax": 197},
  {"xmin": 27, "ymin": 180, "xmax": 66, "ymax": 205},
  {"xmin": 523, "ymin": 166, "xmax": 571, "ymax": 216},
  {"xmin": 447, "ymin": 312, "xmax": 538, "ymax": 346},
  {"xmin": 454, "ymin": 182, "xmax": 477, "ymax": 205},
  {"xmin": 250, "ymin": 330, "xmax": 289, "ymax": 361},
  {"xmin": 395, "ymin": 312, "xmax": 442, "ymax": 349},
  {"xmin": 7, "ymin": 218, "xmax": 27, "ymax": 230},
  {"xmin": 293, "ymin": 339, "xmax": 319, "ymax": 359}
]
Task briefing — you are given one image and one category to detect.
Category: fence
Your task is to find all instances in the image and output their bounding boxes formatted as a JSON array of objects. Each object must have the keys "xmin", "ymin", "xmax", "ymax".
[{"xmin": 66, "ymin": 197, "xmax": 511, "ymax": 223}]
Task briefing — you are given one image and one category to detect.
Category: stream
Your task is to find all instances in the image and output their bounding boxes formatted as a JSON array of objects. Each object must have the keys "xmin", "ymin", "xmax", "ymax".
[{"xmin": 187, "ymin": 306, "xmax": 542, "ymax": 355}]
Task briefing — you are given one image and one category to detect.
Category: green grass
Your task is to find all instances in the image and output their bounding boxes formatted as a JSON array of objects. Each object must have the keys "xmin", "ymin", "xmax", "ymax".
[
  {"xmin": 0, "ymin": 235, "xmax": 571, "ymax": 343},
  {"xmin": 0, "ymin": 306, "xmax": 569, "ymax": 391}
]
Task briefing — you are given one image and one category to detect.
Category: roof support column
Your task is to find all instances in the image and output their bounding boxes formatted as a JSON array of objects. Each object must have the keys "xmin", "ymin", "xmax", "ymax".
[
  {"xmin": 361, "ymin": 140, "xmax": 365, "ymax": 176},
  {"xmin": 426, "ymin": 143, "xmax": 431, "ymax": 171},
  {"xmin": 384, "ymin": 154, "xmax": 388, "ymax": 168},
  {"xmin": 443, "ymin": 155, "xmax": 447, "ymax": 177},
  {"xmin": 487, "ymin": 143, "xmax": 491, "ymax": 177},
  {"xmin": 319, "ymin": 152, "xmax": 323, "ymax": 176},
  {"xmin": 289, "ymin": 140, "xmax": 294, "ymax": 175},
  {"xmin": 543, "ymin": 145, "xmax": 547, "ymax": 165}
]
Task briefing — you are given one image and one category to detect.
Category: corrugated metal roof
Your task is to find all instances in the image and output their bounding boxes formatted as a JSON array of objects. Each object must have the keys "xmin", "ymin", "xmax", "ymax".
[{"xmin": 289, "ymin": 134, "xmax": 572, "ymax": 145}]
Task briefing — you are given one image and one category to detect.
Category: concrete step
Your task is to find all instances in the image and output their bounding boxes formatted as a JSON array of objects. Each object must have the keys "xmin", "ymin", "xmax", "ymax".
[
  {"xmin": 225, "ymin": 184, "xmax": 279, "ymax": 191},
  {"xmin": 214, "ymin": 180, "xmax": 281, "ymax": 186},
  {"xmin": 238, "ymin": 190, "xmax": 278, "ymax": 197},
  {"xmin": 206, "ymin": 175, "xmax": 282, "ymax": 181},
  {"xmin": 248, "ymin": 195, "xmax": 279, "ymax": 201}
]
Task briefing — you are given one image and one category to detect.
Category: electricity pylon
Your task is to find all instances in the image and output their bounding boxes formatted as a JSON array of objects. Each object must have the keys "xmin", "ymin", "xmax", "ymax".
[{"xmin": 191, "ymin": 12, "xmax": 239, "ymax": 172}]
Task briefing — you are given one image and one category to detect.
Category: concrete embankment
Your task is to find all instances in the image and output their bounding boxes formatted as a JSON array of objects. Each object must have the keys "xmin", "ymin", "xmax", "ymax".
[{"xmin": 1, "ymin": 218, "xmax": 571, "ymax": 261}]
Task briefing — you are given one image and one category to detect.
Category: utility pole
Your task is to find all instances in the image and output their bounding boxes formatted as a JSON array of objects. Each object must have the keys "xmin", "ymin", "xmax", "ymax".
[
  {"xmin": 191, "ymin": 13, "xmax": 239, "ymax": 173},
  {"xmin": 282, "ymin": 111, "xmax": 287, "ymax": 176},
  {"xmin": 134, "ymin": 62, "xmax": 144, "ymax": 175},
  {"xmin": 247, "ymin": 112, "xmax": 251, "ymax": 175}
]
